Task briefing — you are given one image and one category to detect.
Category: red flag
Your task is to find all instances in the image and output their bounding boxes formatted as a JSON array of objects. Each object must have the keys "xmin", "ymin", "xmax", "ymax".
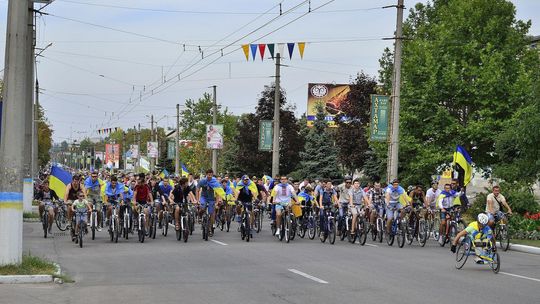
[{"xmin": 258, "ymin": 44, "xmax": 266, "ymax": 61}]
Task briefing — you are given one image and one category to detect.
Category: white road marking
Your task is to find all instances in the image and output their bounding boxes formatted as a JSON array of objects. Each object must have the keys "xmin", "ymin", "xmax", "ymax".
[
  {"xmin": 288, "ymin": 269, "xmax": 328, "ymax": 284},
  {"xmin": 500, "ymin": 272, "xmax": 540, "ymax": 283},
  {"xmin": 211, "ymin": 239, "xmax": 228, "ymax": 246},
  {"xmin": 365, "ymin": 244, "xmax": 379, "ymax": 247}
]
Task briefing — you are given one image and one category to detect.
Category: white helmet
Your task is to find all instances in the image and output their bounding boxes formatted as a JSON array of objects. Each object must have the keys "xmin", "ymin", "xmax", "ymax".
[{"xmin": 477, "ymin": 213, "xmax": 489, "ymax": 225}]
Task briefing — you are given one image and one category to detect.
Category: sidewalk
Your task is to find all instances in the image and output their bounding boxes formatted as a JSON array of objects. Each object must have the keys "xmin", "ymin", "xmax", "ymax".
[{"xmin": 509, "ymin": 243, "xmax": 540, "ymax": 255}]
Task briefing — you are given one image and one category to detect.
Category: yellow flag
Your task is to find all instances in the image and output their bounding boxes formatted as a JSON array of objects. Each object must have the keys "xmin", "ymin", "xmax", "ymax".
[
  {"xmin": 298, "ymin": 42, "xmax": 306, "ymax": 59},
  {"xmin": 242, "ymin": 44, "xmax": 250, "ymax": 61}
]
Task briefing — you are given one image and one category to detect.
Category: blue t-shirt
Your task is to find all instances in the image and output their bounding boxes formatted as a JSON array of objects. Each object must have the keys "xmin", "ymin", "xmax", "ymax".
[
  {"xmin": 198, "ymin": 178, "xmax": 216, "ymax": 202},
  {"xmin": 159, "ymin": 184, "xmax": 173, "ymax": 199}
]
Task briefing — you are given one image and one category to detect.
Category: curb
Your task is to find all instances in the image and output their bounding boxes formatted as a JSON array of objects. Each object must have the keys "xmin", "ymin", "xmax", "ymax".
[
  {"xmin": 0, "ymin": 275, "xmax": 52, "ymax": 284},
  {"xmin": 509, "ymin": 243, "xmax": 540, "ymax": 255},
  {"xmin": 23, "ymin": 218, "xmax": 40, "ymax": 223}
]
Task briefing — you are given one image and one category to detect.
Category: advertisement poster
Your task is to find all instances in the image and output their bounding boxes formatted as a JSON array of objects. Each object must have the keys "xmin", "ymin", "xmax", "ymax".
[
  {"xmin": 147, "ymin": 142, "xmax": 159, "ymax": 158},
  {"xmin": 167, "ymin": 141, "xmax": 176, "ymax": 160},
  {"xmin": 370, "ymin": 95, "xmax": 390, "ymax": 142},
  {"xmin": 258, "ymin": 120, "xmax": 273, "ymax": 151},
  {"xmin": 127, "ymin": 144, "xmax": 139, "ymax": 159},
  {"xmin": 95, "ymin": 151, "xmax": 104, "ymax": 163},
  {"xmin": 105, "ymin": 144, "xmax": 120, "ymax": 169},
  {"xmin": 306, "ymin": 83, "xmax": 350, "ymax": 127},
  {"xmin": 206, "ymin": 125, "xmax": 224, "ymax": 149}
]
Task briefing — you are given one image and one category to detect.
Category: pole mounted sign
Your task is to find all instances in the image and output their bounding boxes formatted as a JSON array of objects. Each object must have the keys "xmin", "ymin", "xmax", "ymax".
[
  {"xmin": 370, "ymin": 95, "xmax": 390, "ymax": 142},
  {"xmin": 259, "ymin": 120, "xmax": 273, "ymax": 151}
]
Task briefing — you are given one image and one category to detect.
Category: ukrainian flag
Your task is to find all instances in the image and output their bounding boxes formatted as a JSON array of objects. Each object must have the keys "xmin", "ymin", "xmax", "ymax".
[
  {"xmin": 181, "ymin": 163, "xmax": 189, "ymax": 177},
  {"xmin": 159, "ymin": 169, "xmax": 169, "ymax": 179},
  {"xmin": 49, "ymin": 165, "xmax": 72, "ymax": 199},
  {"xmin": 453, "ymin": 145, "xmax": 473, "ymax": 186}
]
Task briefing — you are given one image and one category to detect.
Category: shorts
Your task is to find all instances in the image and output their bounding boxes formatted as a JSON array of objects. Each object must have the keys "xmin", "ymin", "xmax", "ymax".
[
  {"xmin": 200, "ymin": 200, "xmax": 216, "ymax": 214},
  {"xmin": 75, "ymin": 208, "xmax": 88, "ymax": 224},
  {"xmin": 440, "ymin": 207, "xmax": 454, "ymax": 220},
  {"xmin": 275, "ymin": 201, "xmax": 290, "ymax": 212},
  {"xmin": 372, "ymin": 204, "xmax": 385, "ymax": 217},
  {"xmin": 350, "ymin": 205, "xmax": 363, "ymax": 216},
  {"xmin": 386, "ymin": 202, "xmax": 401, "ymax": 220},
  {"xmin": 239, "ymin": 201, "xmax": 253, "ymax": 212},
  {"xmin": 488, "ymin": 211, "xmax": 504, "ymax": 222}
]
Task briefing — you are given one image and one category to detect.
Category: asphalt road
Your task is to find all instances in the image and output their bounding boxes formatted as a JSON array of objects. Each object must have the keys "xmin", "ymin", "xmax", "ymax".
[{"xmin": 1, "ymin": 219, "xmax": 539, "ymax": 304}]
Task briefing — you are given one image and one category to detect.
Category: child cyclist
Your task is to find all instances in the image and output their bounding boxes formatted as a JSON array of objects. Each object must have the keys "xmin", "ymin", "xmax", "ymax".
[
  {"xmin": 451, "ymin": 213, "xmax": 494, "ymax": 263},
  {"xmin": 72, "ymin": 191, "xmax": 93, "ymax": 243}
]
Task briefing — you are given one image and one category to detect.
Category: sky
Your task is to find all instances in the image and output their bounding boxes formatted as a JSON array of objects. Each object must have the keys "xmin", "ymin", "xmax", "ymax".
[{"xmin": 1, "ymin": 0, "xmax": 539, "ymax": 143}]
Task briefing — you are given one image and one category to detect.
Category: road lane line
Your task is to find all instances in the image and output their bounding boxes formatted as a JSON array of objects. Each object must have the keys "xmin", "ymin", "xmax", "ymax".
[
  {"xmin": 211, "ymin": 240, "xmax": 228, "ymax": 246},
  {"xmin": 365, "ymin": 244, "xmax": 379, "ymax": 247},
  {"xmin": 288, "ymin": 269, "xmax": 328, "ymax": 284},
  {"xmin": 500, "ymin": 272, "xmax": 540, "ymax": 283}
]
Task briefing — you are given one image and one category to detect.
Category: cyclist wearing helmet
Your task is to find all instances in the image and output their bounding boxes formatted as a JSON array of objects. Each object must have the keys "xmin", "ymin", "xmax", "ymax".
[
  {"xmin": 451, "ymin": 213, "xmax": 494, "ymax": 262},
  {"xmin": 385, "ymin": 179, "xmax": 406, "ymax": 234}
]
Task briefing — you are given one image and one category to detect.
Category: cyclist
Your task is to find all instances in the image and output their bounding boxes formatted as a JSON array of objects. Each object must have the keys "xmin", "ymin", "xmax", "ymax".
[
  {"xmin": 337, "ymin": 176, "xmax": 353, "ymax": 235},
  {"xmin": 132, "ymin": 173, "xmax": 153, "ymax": 232},
  {"xmin": 349, "ymin": 179, "xmax": 367, "ymax": 236},
  {"xmin": 437, "ymin": 183, "xmax": 462, "ymax": 241},
  {"xmin": 408, "ymin": 185, "xmax": 426, "ymax": 226},
  {"xmin": 273, "ymin": 176, "xmax": 297, "ymax": 236},
  {"xmin": 71, "ymin": 191, "xmax": 92, "ymax": 244},
  {"xmin": 485, "ymin": 185, "xmax": 512, "ymax": 226},
  {"xmin": 64, "ymin": 175, "xmax": 87, "ymax": 227},
  {"xmin": 84, "ymin": 172, "xmax": 103, "ymax": 231},
  {"xmin": 367, "ymin": 182, "xmax": 385, "ymax": 231},
  {"xmin": 158, "ymin": 177, "xmax": 173, "ymax": 229},
  {"xmin": 297, "ymin": 185, "xmax": 315, "ymax": 223},
  {"xmin": 121, "ymin": 182, "xmax": 134, "ymax": 230},
  {"xmin": 197, "ymin": 169, "xmax": 222, "ymax": 237},
  {"xmin": 104, "ymin": 176, "xmax": 124, "ymax": 227},
  {"xmin": 451, "ymin": 213, "xmax": 494, "ymax": 263},
  {"xmin": 319, "ymin": 179, "xmax": 338, "ymax": 232},
  {"xmin": 385, "ymin": 179, "xmax": 406, "ymax": 234},
  {"xmin": 235, "ymin": 175, "xmax": 258, "ymax": 232},
  {"xmin": 35, "ymin": 180, "xmax": 59, "ymax": 234},
  {"xmin": 170, "ymin": 177, "xmax": 195, "ymax": 231},
  {"xmin": 425, "ymin": 182, "xmax": 441, "ymax": 212}
]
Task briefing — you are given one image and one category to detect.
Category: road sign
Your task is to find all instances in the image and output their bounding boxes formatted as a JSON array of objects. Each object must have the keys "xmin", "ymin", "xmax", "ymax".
[
  {"xmin": 370, "ymin": 95, "xmax": 390, "ymax": 142},
  {"xmin": 259, "ymin": 120, "xmax": 273, "ymax": 151}
]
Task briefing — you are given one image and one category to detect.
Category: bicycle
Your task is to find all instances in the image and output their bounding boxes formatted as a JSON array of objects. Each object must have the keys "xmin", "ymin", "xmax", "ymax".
[
  {"xmin": 55, "ymin": 199, "xmax": 69, "ymax": 232},
  {"xmin": 136, "ymin": 204, "xmax": 147, "ymax": 243},
  {"xmin": 162, "ymin": 202, "xmax": 170, "ymax": 237},
  {"xmin": 149, "ymin": 200, "xmax": 159, "ymax": 239},
  {"xmin": 350, "ymin": 205, "xmax": 368, "ymax": 245},
  {"xmin": 339, "ymin": 206, "xmax": 351, "ymax": 242},
  {"xmin": 319, "ymin": 205, "xmax": 336, "ymax": 245},
  {"xmin": 439, "ymin": 207, "xmax": 463, "ymax": 247},
  {"xmin": 239, "ymin": 201, "xmax": 252, "ymax": 242},
  {"xmin": 455, "ymin": 237, "xmax": 501, "ymax": 274},
  {"xmin": 108, "ymin": 200, "xmax": 120, "ymax": 243},
  {"xmin": 201, "ymin": 204, "xmax": 211, "ymax": 241},
  {"xmin": 74, "ymin": 209, "xmax": 87, "ymax": 248},
  {"xmin": 494, "ymin": 213, "xmax": 511, "ymax": 251},
  {"xmin": 386, "ymin": 206, "xmax": 405, "ymax": 248},
  {"xmin": 253, "ymin": 199, "xmax": 263, "ymax": 234},
  {"xmin": 89, "ymin": 199, "xmax": 100, "ymax": 240},
  {"xmin": 370, "ymin": 205, "xmax": 385, "ymax": 243},
  {"xmin": 176, "ymin": 203, "xmax": 190, "ymax": 242},
  {"xmin": 121, "ymin": 201, "xmax": 133, "ymax": 240},
  {"xmin": 405, "ymin": 206, "xmax": 429, "ymax": 247},
  {"xmin": 277, "ymin": 204, "xmax": 295, "ymax": 243},
  {"xmin": 188, "ymin": 202, "xmax": 196, "ymax": 235}
]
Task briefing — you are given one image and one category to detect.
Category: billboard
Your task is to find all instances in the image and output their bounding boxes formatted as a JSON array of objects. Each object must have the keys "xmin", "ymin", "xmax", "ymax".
[
  {"xmin": 105, "ymin": 144, "xmax": 120, "ymax": 169},
  {"xmin": 370, "ymin": 95, "xmax": 390, "ymax": 142},
  {"xmin": 147, "ymin": 142, "xmax": 158, "ymax": 158},
  {"xmin": 259, "ymin": 120, "xmax": 273, "ymax": 151},
  {"xmin": 206, "ymin": 124, "xmax": 224, "ymax": 149},
  {"xmin": 127, "ymin": 144, "xmax": 139, "ymax": 159},
  {"xmin": 307, "ymin": 83, "xmax": 350, "ymax": 127},
  {"xmin": 167, "ymin": 141, "xmax": 176, "ymax": 159}
]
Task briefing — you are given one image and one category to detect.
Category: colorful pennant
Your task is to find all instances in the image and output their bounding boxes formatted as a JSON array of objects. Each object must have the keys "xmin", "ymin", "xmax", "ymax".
[
  {"xmin": 240, "ymin": 42, "xmax": 307, "ymax": 61},
  {"xmin": 287, "ymin": 43, "xmax": 295, "ymax": 59},
  {"xmin": 298, "ymin": 42, "xmax": 306, "ymax": 59},
  {"xmin": 96, "ymin": 127, "xmax": 119, "ymax": 135},
  {"xmin": 258, "ymin": 44, "xmax": 266, "ymax": 61},
  {"xmin": 267, "ymin": 43, "xmax": 275, "ymax": 59},
  {"xmin": 242, "ymin": 44, "xmax": 250, "ymax": 61},
  {"xmin": 250, "ymin": 44, "xmax": 257, "ymax": 61}
]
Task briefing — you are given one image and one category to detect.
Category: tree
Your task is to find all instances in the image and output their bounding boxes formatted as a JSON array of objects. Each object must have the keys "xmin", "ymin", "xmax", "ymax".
[
  {"xmin": 334, "ymin": 73, "xmax": 378, "ymax": 174},
  {"xmin": 298, "ymin": 103, "xmax": 339, "ymax": 179},
  {"xmin": 378, "ymin": 0, "xmax": 538, "ymax": 185},
  {"xmin": 37, "ymin": 104, "xmax": 53, "ymax": 167},
  {"xmin": 230, "ymin": 84, "xmax": 303, "ymax": 176}
]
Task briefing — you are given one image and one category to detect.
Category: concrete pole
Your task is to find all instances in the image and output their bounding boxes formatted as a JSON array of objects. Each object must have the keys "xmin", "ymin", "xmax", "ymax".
[
  {"xmin": 122, "ymin": 131, "xmax": 126, "ymax": 170},
  {"xmin": 23, "ymin": 0, "xmax": 34, "ymax": 213},
  {"xmin": 0, "ymin": 0, "xmax": 30, "ymax": 265},
  {"xmin": 387, "ymin": 0, "xmax": 404, "ymax": 183},
  {"xmin": 175, "ymin": 104, "xmax": 180, "ymax": 175},
  {"xmin": 137, "ymin": 123, "xmax": 141, "ymax": 173},
  {"xmin": 271, "ymin": 53, "xmax": 281, "ymax": 178},
  {"xmin": 212, "ymin": 85, "xmax": 217, "ymax": 174}
]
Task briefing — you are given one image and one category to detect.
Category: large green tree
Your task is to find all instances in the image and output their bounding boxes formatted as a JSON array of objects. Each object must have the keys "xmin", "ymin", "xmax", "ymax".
[
  {"xmin": 378, "ymin": 0, "xmax": 538, "ymax": 185},
  {"xmin": 37, "ymin": 104, "xmax": 53, "ymax": 167}
]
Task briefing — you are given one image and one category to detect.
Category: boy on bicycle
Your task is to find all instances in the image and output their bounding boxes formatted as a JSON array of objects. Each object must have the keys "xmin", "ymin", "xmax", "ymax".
[
  {"xmin": 72, "ymin": 191, "xmax": 92, "ymax": 243},
  {"xmin": 451, "ymin": 213, "xmax": 494, "ymax": 263}
]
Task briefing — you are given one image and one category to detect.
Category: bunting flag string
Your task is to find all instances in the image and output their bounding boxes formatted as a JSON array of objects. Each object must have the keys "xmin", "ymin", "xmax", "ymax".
[
  {"xmin": 96, "ymin": 127, "xmax": 120, "ymax": 135},
  {"xmin": 240, "ymin": 42, "xmax": 307, "ymax": 61}
]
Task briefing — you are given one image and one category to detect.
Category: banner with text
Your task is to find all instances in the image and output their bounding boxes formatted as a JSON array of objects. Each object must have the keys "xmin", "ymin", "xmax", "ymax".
[
  {"xmin": 259, "ymin": 120, "xmax": 273, "ymax": 151},
  {"xmin": 370, "ymin": 95, "xmax": 390, "ymax": 142}
]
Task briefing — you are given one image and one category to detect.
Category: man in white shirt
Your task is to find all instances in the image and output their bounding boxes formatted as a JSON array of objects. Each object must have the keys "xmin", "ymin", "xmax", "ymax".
[
  {"xmin": 273, "ymin": 176, "xmax": 297, "ymax": 236},
  {"xmin": 425, "ymin": 182, "xmax": 441, "ymax": 210}
]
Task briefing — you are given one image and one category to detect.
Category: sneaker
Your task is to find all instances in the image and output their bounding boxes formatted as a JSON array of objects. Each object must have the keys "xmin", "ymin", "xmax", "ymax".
[
  {"xmin": 474, "ymin": 257, "xmax": 484, "ymax": 264},
  {"xmin": 97, "ymin": 227, "xmax": 102, "ymax": 232},
  {"xmin": 275, "ymin": 228, "xmax": 281, "ymax": 236}
]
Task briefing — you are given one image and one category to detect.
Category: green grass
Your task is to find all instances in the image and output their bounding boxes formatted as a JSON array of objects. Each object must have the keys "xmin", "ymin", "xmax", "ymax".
[
  {"xmin": 32, "ymin": 200, "xmax": 40, "ymax": 206},
  {"xmin": 23, "ymin": 212, "xmax": 40, "ymax": 219},
  {"xmin": 512, "ymin": 239, "xmax": 540, "ymax": 248},
  {"xmin": 0, "ymin": 254, "xmax": 56, "ymax": 276}
]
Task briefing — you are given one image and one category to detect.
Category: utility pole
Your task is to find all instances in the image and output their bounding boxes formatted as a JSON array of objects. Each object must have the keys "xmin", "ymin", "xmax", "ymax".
[
  {"xmin": 122, "ymin": 131, "xmax": 126, "ymax": 170},
  {"xmin": 23, "ymin": 0, "xmax": 34, "ymax": 213},
  {"xmin": 150, "ymin": 114, "xmax": 155, "ymax": 173},
  {"xmin": 175, "ymin": 104, "xmax": 180, "ymax": 175},
  {"xmin": 0, "ymin": 0, "xmax": 30, "ymax": 265},
  {"xmin": 387, "ymin": 0, "xmax": 404, "ymax": 183},
  {"xmin": 271, "ymin": 53, "xmax": 281, "ymax": 178},
  {"xmin": 137, "ymin": 123, "xmax": 141, "ymax": 173},
  {"xmin": 212, "ymin": 85, "xmax": 217, "ymax": 174}
]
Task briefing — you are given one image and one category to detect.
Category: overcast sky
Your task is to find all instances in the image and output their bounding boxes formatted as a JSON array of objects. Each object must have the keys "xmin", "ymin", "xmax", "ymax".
[{"xmin": 1, "ymin": 0, "xmax": 539, "ymax": 143}]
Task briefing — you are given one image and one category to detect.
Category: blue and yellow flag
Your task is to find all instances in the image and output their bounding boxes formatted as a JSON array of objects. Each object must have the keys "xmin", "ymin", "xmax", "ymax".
[
  {"xmin": 181, "ymin": 163, "xmax": 189, "ymax": 177},
  {"xmin": 159, "ymin": 169, "xmax": 169, "ymax": 179},
  {"xmin": 453, "ymin": 145, "xmax": 473, "ymax": 186},
  {"xmin": 49, "ymin": 165, "xmax": 72, "ymax": 199}
]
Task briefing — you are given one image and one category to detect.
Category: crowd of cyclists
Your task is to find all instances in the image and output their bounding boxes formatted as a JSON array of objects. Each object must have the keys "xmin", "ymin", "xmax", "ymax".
[{"xmin": 33, "ymin": 167, "xmax": 513, "ymax": 270}]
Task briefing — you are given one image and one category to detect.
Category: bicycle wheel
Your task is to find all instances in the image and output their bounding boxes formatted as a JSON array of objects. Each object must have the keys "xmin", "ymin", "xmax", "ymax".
[
  {"xmin": 340, "ymin": 218, "xmax": 348, "ymax": 241},
  {"xmin": 257, "ymin": 211, "xmax": 262, "ymax": 233},
  {"xmin": 397, "ymin": 221, "xmax": 405, "ymax": 248},
  {"xmin": 285, "ymin": 214, "xmax": 291, "ymax": 243},
  {"xmin": 499, "ymin": 226, "xmax": 510, "ymax": 251},
  {"xmin": 489, "ymin": 252, "xmax": 501, "ymax": 274},
  {"xmin": 328, "ymin": 217, "xmax": 336, "ymax": 245},
  {"xmin": 433, "ymin": 216, "xmax": 441, "ymax": 241},
  {"xmin": 55, "ymin": 209, "xmax": 68, "ymax": 231},
  {"xmin": 176, "ymin": 221, "xmax": 182, "ymax": 241},
  {"xmin": 42, "ymin": 212, "xmax": 48, "ymax": 238},
  {"xmin": 279, "ymin": 216, "xmax": 285, "ymax": 242},
  {"xmin": 358, "ymin": 218, "xmax": 367, "ymax": 246},
  {"xmin": 406, "ymin": 219, "xmax": 414, "ymax": 245},
  {"xmin": 299, "ymin": 218, "xmax": 306, "ymax": 239},
  {"xmin": 418, "ymin": 219, "xmax": 428, "ymax": 247},
  {"xmin": 91, "ymin": 212, "xmax": 96, "ymax": 240},
  {"xmin": 202, "ymin": 215, "xmax": 208, "ymax": 241},
  {"xmin": 245, "ymin": 213, "xmax": 251, "ymax": 242},
  {"xmin": 139, "ymin": 217, "xmax": 145, "ymax": 243},
  {"xmin": 455, "ymin": 240, "xmax": 470, "ymax": 269},
  {"xmin": 183, "ymin": 216, "xmax": 189, "ymax": 243},
  {"xmin": 377, "ymin": 219, "xmax": 384, "ymax": 243},
  {"xmin": 79, "ymin": 224, "xmax": 84, "ymax": 248},
  {"xmin": 308, "ymin": 217, "xmax": 316, "ymax": 240},
  {"xmin": 114, "ymin": 218, "xmax": 119, "ymax": 243},
  {"xmin": 289, "ymin": 215, "xmax": 296, "ymax": 241},
  {"xmin": 387, "ymin": 222, "xmax": 395, "ymax": 246},
  {"xmin": 152, "ymin": 214, "xmax": 158, "ymax": 239},
  {"xmin": 449, "ymin": 223, "xmax": 457, "ymax": 244}
]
